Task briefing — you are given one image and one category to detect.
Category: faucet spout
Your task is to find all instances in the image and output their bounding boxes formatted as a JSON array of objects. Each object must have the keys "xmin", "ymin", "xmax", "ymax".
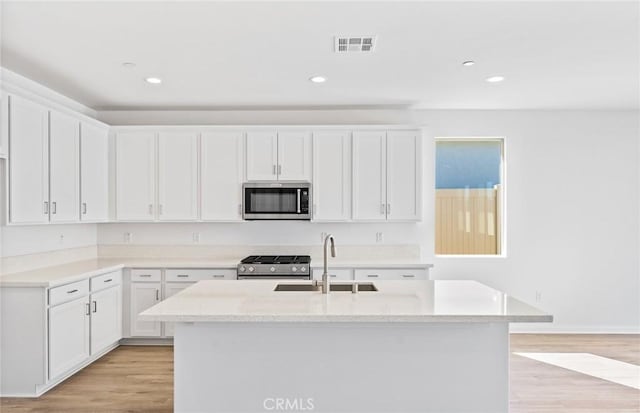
[{"xmin": 322, "ymin": 234, "xmax": 336, "ymax": 294}]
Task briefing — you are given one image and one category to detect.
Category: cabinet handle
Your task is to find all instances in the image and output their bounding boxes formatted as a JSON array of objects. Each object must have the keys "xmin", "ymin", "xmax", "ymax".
[
  {"xmin": 104, "ymin": 278, "xmax": 113, "ymax": 283},
  {"xmin": 51, "ymin": 202, "xmax": 57, "ymax": 214},
  {"xmin": 367, "ymin": 274, "xmax": 379, "ymax": 278},
  {"xmin": 402, "ymin": 274, "xmax": 415, "ymax": 278},
  {"xmin": 67, "ymin": 289, "xmax": 78, "ymax": 294},
  {"xmin": 148, "ymin": 204, "xmax": 153, "ymax": 215},
  {"xmin": 387, "ymin": 203, "xmax": 390, "ymax": 215},
  {"xmin": 272, "ymin": 165, "xmax": 276, "ymax": 175},
  {"xmin": 92, "ymin": 300, "xmax": 97, "ymax": 313},
  {"xmin": 177, "ymin": 274, "xmax": 189, "ymax": 278},
  {"xmin": 82, "ymin": 202, "xmax": 87, "ymax": 214},
  {"xmin": 44, "ymin": 201, "xmax": 49, "ymax": 215},
  {"xmin": 159, "ymin": 204, "xmax": 163, "ymax": 215},
  {"xmin": 139, "ymin": 274, "xmax": 151, "ymax": 277},
  {"xmin": 156, "ymin": 289, "xmax": 160, "ymax": 301},
  {"xmin": 380, "ymin": 204, "xmax": 385, "ymax": 215},
  {"xmin": 278, "ymin": 165, "xmax": 282, "ymax": 175},
  {"xmin": 330, "ymin": 274, "xmax": 337, "ymax": 278},
  {"xmin": 85, "ymin": 303, "xmax": 91, "ymax": 316},
  {"xmin": 213, "ymin": 274, "xmax": 225, "ymax": 278}
]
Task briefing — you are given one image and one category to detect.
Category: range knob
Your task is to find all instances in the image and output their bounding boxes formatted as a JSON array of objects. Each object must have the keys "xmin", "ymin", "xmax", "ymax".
[
  {"xmin": 270, "ymin": 266, "xmax": 276, "ymax": 272},
  {"xmin": 301, "ymin": 266, "xmax": 307, "ymax": 272},
  {"xmin": 248, "ymin": 266, "xmax": 255, "ymax": 272},
  {"xmin": 239, "ymin": 266, "xmax": 246, "ymax": 272},
  {"xmin": 291, "ymin": 266, "xmax": 298, "ymax": 272}
]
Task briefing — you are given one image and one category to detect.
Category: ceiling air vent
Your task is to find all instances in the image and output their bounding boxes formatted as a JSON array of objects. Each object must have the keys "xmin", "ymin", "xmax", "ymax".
[{"xmin": 335, "ymin": 36, "xmax": 376, "ymax": 53}]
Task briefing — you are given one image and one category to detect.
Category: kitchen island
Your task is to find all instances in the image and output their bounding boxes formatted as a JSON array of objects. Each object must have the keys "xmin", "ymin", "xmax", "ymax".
[{"xmin": 140, "ymin": 280, "xmax": 552, "ymax": 413}]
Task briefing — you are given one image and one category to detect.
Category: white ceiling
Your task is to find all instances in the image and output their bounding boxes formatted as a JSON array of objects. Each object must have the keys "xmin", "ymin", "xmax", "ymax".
[{"xmin": 1, "ymin": 1, "xmax": 638, "ymax": 110}]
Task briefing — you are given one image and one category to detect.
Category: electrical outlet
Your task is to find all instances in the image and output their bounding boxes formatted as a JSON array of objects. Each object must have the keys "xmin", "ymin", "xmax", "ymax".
[
  {"xmin": 192, "ymin": 232, "xmax": 200, "ymax": 243},
  {"xmin": 59, "ymin": 234, "xmax": 65, "ymax": 244},
  {"xmin": 376, "ymin": 232, "xmax": 384, "ymax": 243},
  {"xmin": 124, "ymin": 232, "xmax": 132, "ymax": 243},
  {"xmin": 535, "ymin": 291, "xmax": 542, "ymax": 303}
]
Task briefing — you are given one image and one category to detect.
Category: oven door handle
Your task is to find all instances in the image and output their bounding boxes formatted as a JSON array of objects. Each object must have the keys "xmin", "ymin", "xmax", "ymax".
[{"xmin": 296, "ymin": 189, "xmax": 301, "ymax": 214}]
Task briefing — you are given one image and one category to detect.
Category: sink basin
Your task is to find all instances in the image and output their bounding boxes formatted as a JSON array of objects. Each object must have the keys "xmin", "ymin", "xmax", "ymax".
[{"xmin": 274, "ymin": 283, "xmax": 378, "ymax": 292}]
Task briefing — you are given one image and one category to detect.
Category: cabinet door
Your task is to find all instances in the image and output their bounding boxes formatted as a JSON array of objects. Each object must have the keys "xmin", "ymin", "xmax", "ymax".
[
  {"xmin": 49, "ymin": 111, "xmax": 80, "ymax": 223},
  {"xmin": 129, "ymin": 282, "xmax": 162, "ymax": 337},
  {"xmin": 163, "ymin": 282, "xmax": 195, "ymax": 337},
  {"xmin": 246, "ymin": 132, "xmax": 278, "ymax": 180},
  {"xmin": 90, "ymin": 286, "xmax": 122, "ymax": 355},
  {"xmin": 201, "ymin": 132, "xmax": 244, "ymax": 221},
  {"xmin": 48, "ymin": 297, "xmax": 90, "ymax": 380},
  {"xmin": 277, "ymin": 131, "xmax": 312, "ymax": 181},
  {"xmin": 116, "ymin": 132, "xmax": 156, "ymax": 221},
  {"xmin": 80, "ymin": 123, "xmax": 109, "ymax": 221},
  {"xmin": 352, "ymin": 131, "xmax": 387, "ymax": 221},
  {"xmin": 312, "ymin": 132, "xmax": 351, "ymax": 221},
  {"xmin": 157, "ymin": 132, "xmax": 198, "ymax": 221},
  {"xmin": 8, "ymin": 95, "xmax": 49, "ymax": 224},
  {"xmin": 386, "ymin": 131, "xmax": 421, "ymax": 221}
]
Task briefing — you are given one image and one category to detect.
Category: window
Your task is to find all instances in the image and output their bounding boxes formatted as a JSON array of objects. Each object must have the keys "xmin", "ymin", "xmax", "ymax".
[{"xmin": 435, "ymin": 138, "xmax": 504, "ymax": 255}]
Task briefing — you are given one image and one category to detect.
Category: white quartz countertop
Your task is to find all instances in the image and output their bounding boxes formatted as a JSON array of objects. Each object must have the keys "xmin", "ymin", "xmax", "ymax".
[
  {"xmin": 139, "ymin": 280, "xmax": 553, "ymax": 323},
  {"xmin": 0, "ymin": 258, "xmax": 433, "ymax": 288}
]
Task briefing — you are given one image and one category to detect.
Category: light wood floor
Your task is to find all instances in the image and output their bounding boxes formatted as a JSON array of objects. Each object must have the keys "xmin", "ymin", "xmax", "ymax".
[{"xmin": 1, "ymin": 335, "xmax": 638, "ymax": 412}]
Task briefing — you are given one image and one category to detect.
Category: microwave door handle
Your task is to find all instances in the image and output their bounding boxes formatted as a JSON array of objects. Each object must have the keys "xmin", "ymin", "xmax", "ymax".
[{"xmin": 297, "ymin": 189, "xmax": 301, "ymax": 214}]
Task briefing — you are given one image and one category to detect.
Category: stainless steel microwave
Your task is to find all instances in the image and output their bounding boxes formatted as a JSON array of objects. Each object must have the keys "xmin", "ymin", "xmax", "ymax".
[{"xmin": 242, "ymin": 182, "xmax": 311, "ymax": 220}]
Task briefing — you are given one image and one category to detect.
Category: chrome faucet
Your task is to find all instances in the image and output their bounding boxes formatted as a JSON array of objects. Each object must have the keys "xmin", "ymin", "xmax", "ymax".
[{"xmin": 321, "ymin": 234, "xmax": 336, "ymax": 294}]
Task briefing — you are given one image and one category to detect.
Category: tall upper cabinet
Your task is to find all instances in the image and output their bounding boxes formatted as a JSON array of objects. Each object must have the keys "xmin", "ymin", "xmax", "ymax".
[
  {"xmin": 246, "ymin": 131, "xmax": 311, "ymax": 181},
  {"xmin": 8, "ymin": 95, "xmax": 50, "ymax": 224},
  {"xmin": 80, "ymin": 123, "xmax": 109, "ymax": 222},
  {"xmin": 352, "ymin": 130, "xmax": 421, "ymax": 222},
  {"xmin": 49, "ymin": 111, "xmax": 80, "ymax": 223},
  {"xmin": 115, "ymin": 131, "xmax": 198, "ymax": 221},
  {"xmin": 312, "ymin": 131, "xmax": 351, "ymax": 221}
]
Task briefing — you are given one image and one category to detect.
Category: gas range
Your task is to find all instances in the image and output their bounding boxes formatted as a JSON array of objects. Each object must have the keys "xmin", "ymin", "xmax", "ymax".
[{"xmin": 237, "ymin": 255, "xmax": 311, "ymax": 279}]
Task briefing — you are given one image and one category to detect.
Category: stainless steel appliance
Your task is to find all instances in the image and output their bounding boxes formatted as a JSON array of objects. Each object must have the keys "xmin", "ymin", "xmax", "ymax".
[
  {"xmin": 242, "ymin": 182, "xmax": 311, "ymax": 220},
  {"xmin": 237, "ymin": 255, "xmax": 311, "ymax": 280}
]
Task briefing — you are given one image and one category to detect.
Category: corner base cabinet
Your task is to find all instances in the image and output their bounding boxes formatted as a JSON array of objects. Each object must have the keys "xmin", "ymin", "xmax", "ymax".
[{"xmin": 0, "ymin": 270, "xmax": 122, "ymax": 397}]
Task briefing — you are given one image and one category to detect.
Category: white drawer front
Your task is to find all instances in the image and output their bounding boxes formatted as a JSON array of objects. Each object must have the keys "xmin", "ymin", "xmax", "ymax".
[
  {"xmin": 354, "ymin": 269, "xmax": 428, "ymax": 281},
  {"xmin": 90, "ymin": 271, "xmax": 122, "ymax": 292},
  {"xmin": 49, "ymin": 279, "xmax": 90, "ymax": 306},
  {"xmin": 130, "ymin": 269, "xmax": 162, "ymax": 282},
  {"xmin": 165, "ymin": 269, "xmax": 236, "ymax": 282},
  {"xmin": 312, "ymin": 268, "xmax": 353, "ymax": 281}
]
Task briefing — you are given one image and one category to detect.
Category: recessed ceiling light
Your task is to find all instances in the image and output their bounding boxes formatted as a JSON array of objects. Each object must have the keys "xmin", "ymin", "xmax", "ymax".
[
  {"xmin": 122, "ymin": 62, "xmax": 136, "ymax": 68},
  {"xmin": 145, "ymin": 77, "xmax": 162, "ymax": 84},
  {"xmin": 309, "ymin": 76, "xmax": 327, "ymax": 83},
  {"xmin": 486, "ymin": 76, "xmax": 505, "ymax": 83},
  {"xmin": 462, "ymin": 60, "xmax": 475, "ymax": 66}
]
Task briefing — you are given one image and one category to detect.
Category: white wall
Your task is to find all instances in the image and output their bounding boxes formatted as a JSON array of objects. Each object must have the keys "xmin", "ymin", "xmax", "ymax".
[
  {"xmin": 98, "ymin": 108, "xmax": 640, "ymax": 333},
  {"xmin": 1, "ymin": 224, "xmax": 97, "ymax": 257}
]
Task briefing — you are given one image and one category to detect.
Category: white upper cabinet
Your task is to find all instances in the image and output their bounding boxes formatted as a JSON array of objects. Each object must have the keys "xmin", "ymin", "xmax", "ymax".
[
  {"xmin": 246, "ymin": 132, "xmax": 278, "ymax": 180},
  {"xmin": 352, "ymin": 131, "xmax": 387, "ymax": 221},
  {"xmin": 80, "ymin": 123, "xmax": 109, "ymax": 222},
  {"xmin": 277, "ymin": 132, "xmax": 312, "ymax": 181},
  {"xmin": 157, "ymin": 132, "xmax": 198, "ymax": 221},
  {"xmin": 0, "ymin": 93, "xmax": 8, "ymax": 158},
  {"xmin": 49, "ymin": 111, "xmax": 80, "ymax": 223},
  {"xmin": 8, "ymin": 95, "xmax": 50, "ymax": 224},
  {"xmin": 312, "ymin": 132, "xmax": 351, "ymax": 221},
  {"xmin": 116, "ymin": 132, "xmax": 156, "ymax": 221},
  {"xmin": 386, "ymin": 131, "xmax": 421, "ymax": 221},
  {"xmin": 201, "ymin": 131, "xmax": 244, "ymax": 221}
]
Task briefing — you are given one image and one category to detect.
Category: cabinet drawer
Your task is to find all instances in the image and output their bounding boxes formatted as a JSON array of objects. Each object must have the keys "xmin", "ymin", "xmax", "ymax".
[
  {"xmin": 90, "ymin": 271, "xmax": 122, "ymax": 292},
  {"xmin": 165, "ymin": 269, "xmax": 236, "ymax": 282},
  {"xmin": 354, "ymin": 269, "xmax": 428, "ymax": 281},
  {"xmin": 312, "ymin": 268, "xmax": 353, "ymax": 281},
  {"xmin": 49, "ymin": 279, "xmax": 90, "ymax": 306},
  {"xmin": 130, "ymin": 269, "xmax": 162, "ymax": 282}
]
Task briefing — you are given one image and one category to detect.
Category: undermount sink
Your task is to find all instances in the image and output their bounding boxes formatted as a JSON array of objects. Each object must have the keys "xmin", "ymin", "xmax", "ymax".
[{"xmin": 274, "ymin": 283, "xmax": 378, "ymax": 292}]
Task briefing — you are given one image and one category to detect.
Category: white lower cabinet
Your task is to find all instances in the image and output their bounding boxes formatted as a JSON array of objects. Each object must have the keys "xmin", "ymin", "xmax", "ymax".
[
  {"xmin": 129, "ymin": 281, "xmax": 162, "ymax": 337},
  {"xmin": 354, "ymin": 268, "xmax": 428, "ymax": 281},
  {"xmin": 48, "ymin": 296, "xmax": 91, "ymax": 380},
  {"xmin": 90, "ymin": 286, "xmax": 122, "ymax": 355}
]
